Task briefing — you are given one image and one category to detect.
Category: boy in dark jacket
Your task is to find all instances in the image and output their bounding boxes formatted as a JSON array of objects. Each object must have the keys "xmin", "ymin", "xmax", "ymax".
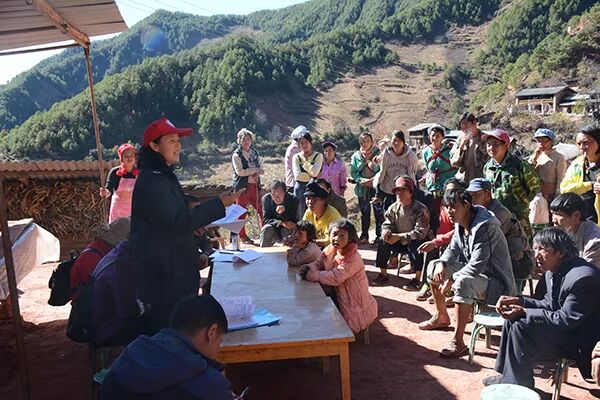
[
  {"xmin": 130, "ymin": 118, "xmax": 241, "ymax": 334},
  {"xmin": 101, "ymin": 294, "xmax": 234, "ymax": 400}
]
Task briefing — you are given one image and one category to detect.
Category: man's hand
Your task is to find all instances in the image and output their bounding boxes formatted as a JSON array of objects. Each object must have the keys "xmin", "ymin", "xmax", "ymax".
[
  {"xmin": 498, "ymin": 304, "xmax": 526, "ymax": 320},
  {"xmin": 381, "ymin": 229, "xmax": 392, "ymax": 242},
  {"xmin": 193, "ymin": 227, "xmax": 207, "ymax": 237},
  {"xmin": 592, "ymin": 342, "xmax": 600, "ymax": 384},
  {"xmin": 431, "ymin": 262, "xmax": 447, "ymax": 285},
  {"xmin": 219, "ymin": 189, "xmax": 244, "ymax": 207},
  {"xmin": 281, "ymin": 221, "xmax": 295, "ymax": 230},
  {"xmin": 418, "ymin": 240, "xmax": 437, "ymax": 253},
  {"xmin": 385, "ymin": 233, "xmax": 401, "ymax": 245},
  {"xmin": 593, "ymin": 182, "xmax": 600, "ymax": 194},
  {"xmin": 495, "ymin": 295, "xmax": 521, "ymax": 311},
  {"xmin": 276, "ymin": 205, "xmax": 286, "ymax": 214}
]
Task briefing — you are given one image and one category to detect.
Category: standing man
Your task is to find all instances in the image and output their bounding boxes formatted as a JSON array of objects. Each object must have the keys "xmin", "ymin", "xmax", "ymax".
[
  {"xmin": 260, "ymin": 181, "xmax": 299, "ymax": 247},
  {"xmin": 417, "ymin": 187, "xmax": 515, "ymax": 360},
  {"xmin": 483, "ymin": 128, "xmax": 540, "ymax": 236},
  {"xmin": 528, "ymin": 128, "xmax": 567, "ymax": 206},
  {"xmin": 467, "ymin": 178, "xmax": 534, "ymax": 280},
  {"xmin": 450, "ymin": 112, "xmax": 489, "ymax": 183},
  {"xmin": 284, "ymin": 125, "xmax": 307, "ymax": 192},
  {"xmin": 485, "ymin": 228, "xmax": 600, "ymax": 389}
]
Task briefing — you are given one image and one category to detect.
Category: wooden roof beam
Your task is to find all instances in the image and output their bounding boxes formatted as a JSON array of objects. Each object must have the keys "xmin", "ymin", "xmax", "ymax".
[{"xmin": 29, "ymin": 0, "xmax": 89, "ymax": 48}]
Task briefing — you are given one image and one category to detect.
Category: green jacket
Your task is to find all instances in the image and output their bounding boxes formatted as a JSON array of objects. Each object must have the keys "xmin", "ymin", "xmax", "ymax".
[
  {"xmin": 484, "ymin": 154, "xmax": 540, "ymax": 233},
  {"xmin": 350, "ymin": 147, "xmax": 381, "ymax": 198}
]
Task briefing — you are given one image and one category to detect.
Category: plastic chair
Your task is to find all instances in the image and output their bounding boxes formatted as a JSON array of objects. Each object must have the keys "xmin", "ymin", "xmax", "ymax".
[
  {"xmin": 481, "ymin": 384, "xmax": 540, "ymax": 400},
  {"xmin": 552, "ymin": 358, "xmax": 575, "ymax": 400},
  {"xmin": 468, "ymin": 304, "xmax": 504, "ymax": 364}
]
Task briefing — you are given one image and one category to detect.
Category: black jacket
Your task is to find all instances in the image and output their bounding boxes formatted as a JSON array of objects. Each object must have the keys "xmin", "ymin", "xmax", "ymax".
[
  {"xmin": 130, "ymin": 148, "xmax": 225, "ymax": 305},
  {"xmin": 262, "ymin": 192, "xmax": 299, "ymax": 227}
]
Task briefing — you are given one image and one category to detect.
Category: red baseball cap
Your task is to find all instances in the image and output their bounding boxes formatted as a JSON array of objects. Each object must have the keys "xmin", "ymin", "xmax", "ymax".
[
  {"xmin": 392, "ymin": 177, "xmax": 415, "ymax": 194},
  {"xmin": 482, "ymin": 128, "xmax": 510, "ymax": 145},
  {"xmin": 142, "ymin": 117, "xmax": 193, "ymax": 147}
]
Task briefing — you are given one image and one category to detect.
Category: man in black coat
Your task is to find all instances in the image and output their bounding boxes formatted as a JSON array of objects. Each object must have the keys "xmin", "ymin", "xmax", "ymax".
[
  {"xmin": 130, "ymin": 118, "xmax": 241, "ymax": 334},
  {"xmin": 259, "ymin": 180, "xmax": 298, "ymax": 247},
  {"xmin": 484, "ymin": 227, "xmax": 600, "ymax": 389}
]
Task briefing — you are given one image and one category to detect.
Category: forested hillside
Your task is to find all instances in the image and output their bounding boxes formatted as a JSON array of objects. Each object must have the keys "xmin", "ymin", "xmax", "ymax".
[{"xmin": 1, "ymin": 0, "xmax": 599, "ymax": 162}]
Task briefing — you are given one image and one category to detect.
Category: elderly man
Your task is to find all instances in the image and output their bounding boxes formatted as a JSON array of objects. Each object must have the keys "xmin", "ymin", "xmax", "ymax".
[
  {"xmin": 467, "ymin": 178, "xmax": 534, "ymax": 280},
  {"xmin": 260, "ymin": 180, "xmax": 299, "ymax": 247},
  {"xmin": 485, "ymin": 228, "xmax": 600, "ymax": 389},
  {"xmin": 528, "ymin": 128, "xmax": 567, "ymax": 206},
  {"xmin": 418, "ymin": 187, "xmax": 516, "ymax": 359},
  {"xmin": 373, "ymin": 177, "xmax": 430, "ymax": 288},
  {"xmin": 302, "ymin": 179, "xmax": 341, "ymax": 246},
  {"xmin": 483, "ymin": 128, "xmax": 540, "ymax": 236},
  {"xmin": 550, "ymin": 193, "xmax": 600, "ymax": 268}
]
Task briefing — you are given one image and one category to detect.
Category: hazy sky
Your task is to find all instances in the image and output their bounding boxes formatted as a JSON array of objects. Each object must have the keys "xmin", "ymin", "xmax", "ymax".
[{"xmin": 0, "ymin": 0, "xmax": 307, "ymax": 84}]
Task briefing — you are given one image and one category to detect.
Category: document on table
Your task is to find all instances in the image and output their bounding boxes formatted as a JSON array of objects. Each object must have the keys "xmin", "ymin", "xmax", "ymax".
[
  {"xmin": 217, "ymin": 296, "xmax": 281, "ymax": 331},
  {"xmin": 207, "ymin": 204, "xmax": 248, "ymax": 233},
  {"xmin": 211, "ymin": 249, "xmax": 263, "ymax": 263}
]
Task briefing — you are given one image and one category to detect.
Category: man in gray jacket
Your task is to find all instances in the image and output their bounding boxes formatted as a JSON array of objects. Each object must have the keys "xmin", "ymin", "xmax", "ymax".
[{"xmin": 418, "ymin": 186, "xmax": 516, "ymax": 359}]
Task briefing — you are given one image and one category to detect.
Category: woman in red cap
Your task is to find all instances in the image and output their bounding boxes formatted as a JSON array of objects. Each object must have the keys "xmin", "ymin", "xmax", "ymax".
[
  {"xmin": 100, "ymin": 143, "xmax": 138, "ymax": 222},
  {"xmin": 130, "ymin": 117, "xmax": 241, "ymax": 333}
]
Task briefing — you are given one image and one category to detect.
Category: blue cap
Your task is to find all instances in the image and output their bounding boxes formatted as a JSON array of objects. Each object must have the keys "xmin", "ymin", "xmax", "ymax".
[
  {"xmin": 534, "ymin": 128, "xmax": 556, "ymax": 141},
  {"xmin": 466, "ymin": 178, "xmax": 492, "ymax": 192}
]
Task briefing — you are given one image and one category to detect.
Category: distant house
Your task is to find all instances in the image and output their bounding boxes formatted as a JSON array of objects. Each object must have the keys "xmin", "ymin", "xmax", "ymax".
[
  {"xmin": 514, "ymin": 86, "xmax": 576, "ymax": 114},
  {"xmin": 407, "ymin": 122, "xmax": 449, "ymax": 146},
  {"xmin": 559, "ymin": 88, "xmax": 600, "ymax": 116}
]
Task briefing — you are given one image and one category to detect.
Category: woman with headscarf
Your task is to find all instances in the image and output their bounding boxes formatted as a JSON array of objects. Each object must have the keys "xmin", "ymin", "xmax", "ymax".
[{"xmin": 100, "ymin": 143, "xmax": 138, "ymax": 222}]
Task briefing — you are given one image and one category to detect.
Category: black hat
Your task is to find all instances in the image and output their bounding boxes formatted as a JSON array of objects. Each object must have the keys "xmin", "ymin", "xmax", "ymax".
[{"xmin": 304, "ymin": 181, "xmax": 328, "ymax": 199}]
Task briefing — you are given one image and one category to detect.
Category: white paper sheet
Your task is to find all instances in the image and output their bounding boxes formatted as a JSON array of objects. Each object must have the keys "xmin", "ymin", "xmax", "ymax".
[
  {"xmin": 211, "ymin": 249, "xmax": 263, "ymax": 263},
  {"xmin": 206, "ymin": 204, "xmax": 248, "ymax": 234}
]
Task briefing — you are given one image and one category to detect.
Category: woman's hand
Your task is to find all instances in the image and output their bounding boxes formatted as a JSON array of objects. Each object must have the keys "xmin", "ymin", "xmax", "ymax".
[
  {"xmin": 99, "ymin": 188, "xmax": 112, "ymax": 198},
  {"xmin": 219, "ymin": 189, "xmax": 245, "ymax": 207}
]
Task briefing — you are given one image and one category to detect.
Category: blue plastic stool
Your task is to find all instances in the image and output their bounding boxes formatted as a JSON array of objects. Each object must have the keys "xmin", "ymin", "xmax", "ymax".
[
  {"xmin": 468, "ymin": 306, "xmax": 504, "ymax": 364},
  {"xmin": 481, "ymin": 384, "xmax": 540, "ymax": 400}
]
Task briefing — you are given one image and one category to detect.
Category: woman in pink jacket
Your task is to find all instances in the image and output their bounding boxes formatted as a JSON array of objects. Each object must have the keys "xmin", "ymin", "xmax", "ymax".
[{"xmin": 300, "ymin": 219, "xmax": 378, "ymax": 333}]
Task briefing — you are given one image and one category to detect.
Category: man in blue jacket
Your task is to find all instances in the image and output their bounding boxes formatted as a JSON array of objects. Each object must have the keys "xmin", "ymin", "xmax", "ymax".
[
  {"xmin": 485, "ymin": 227, "xmax": 600, "ymax": 388},
  {"xmin": 101, "ymin": 294, "xmax": 234, "ymax": 400}
]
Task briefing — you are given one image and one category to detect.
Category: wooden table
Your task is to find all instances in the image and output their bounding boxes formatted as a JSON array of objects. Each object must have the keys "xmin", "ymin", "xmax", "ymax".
[{"xmin": 212, "ymin": 247, "xmax": 355, "ymax": 400}]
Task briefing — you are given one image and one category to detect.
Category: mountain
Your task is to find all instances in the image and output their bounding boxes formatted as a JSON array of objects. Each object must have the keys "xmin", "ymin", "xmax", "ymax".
[{"xmin": 1, "ymin": 0, "xmax": 598, "ymax": 161}]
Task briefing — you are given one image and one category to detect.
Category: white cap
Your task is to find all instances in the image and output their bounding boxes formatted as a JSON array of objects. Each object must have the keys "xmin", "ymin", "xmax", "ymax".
[{"xmin": 291, "ymin": 125, "xmax": 309, "ymax": 140}]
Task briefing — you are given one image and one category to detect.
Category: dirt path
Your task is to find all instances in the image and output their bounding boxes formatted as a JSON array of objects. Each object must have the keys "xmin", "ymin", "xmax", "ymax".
[{"xmin": 1, "ymin": 245, "xmax": 598, "ymax": 400}]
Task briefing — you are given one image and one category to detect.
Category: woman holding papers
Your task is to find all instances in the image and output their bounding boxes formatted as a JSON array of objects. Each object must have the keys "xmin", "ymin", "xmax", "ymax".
[
  {"xmin": 130, "ymin": 117, "xmax": 241, "ymax": 334},
  {"xmin": 300, "ymin": 219, "xmax": 378, "ymax": 333}
]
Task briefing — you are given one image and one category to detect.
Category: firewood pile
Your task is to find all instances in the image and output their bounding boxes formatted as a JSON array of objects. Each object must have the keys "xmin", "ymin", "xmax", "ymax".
[{"xmin": 6, "ymin": 179, "xmax": 105, "ymax": 239}]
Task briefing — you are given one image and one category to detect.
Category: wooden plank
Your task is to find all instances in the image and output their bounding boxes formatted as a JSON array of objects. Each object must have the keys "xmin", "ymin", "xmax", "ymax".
[
  {"xmin": 31, "ymin": 0, "xmax": 90, "ymax": 47},
  {"xmin": 218, "ymin": 342, "xmax": 342, "ymax": 364},
  {"xmin": 339, "ymin": 343, "xmax": 351, "ymax": 400}
]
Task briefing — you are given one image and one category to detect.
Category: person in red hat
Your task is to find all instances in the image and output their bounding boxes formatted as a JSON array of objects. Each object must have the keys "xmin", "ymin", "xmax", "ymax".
[
  {"xmin": 372, "ymin": 176, "xmax": 431, "ymax": 287},
  {"xmin": 130, "ymin": 117, "xmax": 242, "ymax": 333},
  {"xmin": 100, "ymin": 143, "xmax": 138, "ymax": 222}
]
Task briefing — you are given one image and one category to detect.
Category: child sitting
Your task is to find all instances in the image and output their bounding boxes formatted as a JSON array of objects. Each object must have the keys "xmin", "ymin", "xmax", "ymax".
[
  {"xmin": 287, "ymin": 220, "xmax": 322, "ymax": 267},
  {"xmin": 300, "ymin": 219, "xmax": 378, "ymax": 333}
]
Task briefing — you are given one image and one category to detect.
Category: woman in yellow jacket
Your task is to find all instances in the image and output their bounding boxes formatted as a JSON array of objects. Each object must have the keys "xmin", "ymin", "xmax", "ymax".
[{"xmin": 560, "ymin": 125, "xmax": 600, "ymax": 224}]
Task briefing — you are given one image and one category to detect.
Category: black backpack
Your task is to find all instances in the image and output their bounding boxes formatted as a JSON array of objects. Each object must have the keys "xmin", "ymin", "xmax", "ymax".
[{"xmin": 47, "ymin": 248, "xmax": 102, "ymax": 306}]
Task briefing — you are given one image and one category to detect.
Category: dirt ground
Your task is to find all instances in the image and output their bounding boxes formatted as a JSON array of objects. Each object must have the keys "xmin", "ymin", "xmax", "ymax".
[{"xmin": 1, "ymin": 245, "xmax": 600, "ymax": 400}]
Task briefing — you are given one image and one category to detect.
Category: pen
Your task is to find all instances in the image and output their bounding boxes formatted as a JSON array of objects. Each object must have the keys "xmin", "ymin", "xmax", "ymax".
[{"xmin": 235, "ymin": 386, "xmax": 249, "ymax": 400}]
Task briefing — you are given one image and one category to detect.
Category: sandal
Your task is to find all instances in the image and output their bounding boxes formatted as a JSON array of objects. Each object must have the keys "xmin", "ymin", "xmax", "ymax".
[
  {"xmin": 417, "ymin": 317, "xmax": 451, "ymax": 331},
  {"xmin": 440, "ymin": 341, "xmax": 469, "ymax": 359}
]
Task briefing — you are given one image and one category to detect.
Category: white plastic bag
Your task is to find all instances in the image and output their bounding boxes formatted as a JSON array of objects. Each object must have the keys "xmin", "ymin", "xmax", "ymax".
[{"xmin": 529, "ymin": 193, "xmax": 550, "ymax": 225}]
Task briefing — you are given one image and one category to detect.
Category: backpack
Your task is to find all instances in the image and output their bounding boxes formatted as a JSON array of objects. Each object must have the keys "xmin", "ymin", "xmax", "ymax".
[
  {"xmin": 47, "ymin": 247, "xmax": 103, "ymax": 306},
  {"xmin": 66, "ymin": 258, "xmax": 117, "ymax": 343}
]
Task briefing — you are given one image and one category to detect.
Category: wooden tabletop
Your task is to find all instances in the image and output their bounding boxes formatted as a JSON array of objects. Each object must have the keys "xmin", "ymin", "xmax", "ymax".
[{"xmin": 212, "ymin": 247, "xmax": 355, "ymax": 348}]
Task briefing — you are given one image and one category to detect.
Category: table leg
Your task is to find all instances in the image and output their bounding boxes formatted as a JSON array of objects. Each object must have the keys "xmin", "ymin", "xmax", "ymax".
[{"xmin": 339, "ymin": 343, "xmax": 351, "ymax": 400}]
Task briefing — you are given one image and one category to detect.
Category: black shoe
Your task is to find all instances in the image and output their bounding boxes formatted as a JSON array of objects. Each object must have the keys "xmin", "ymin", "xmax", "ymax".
[
  {"xmin": 371, "ymin": 273, "xmax": 389, "ymax": 286},
  {"xmin": 482, "ymin": 374, "xmax": 503, "ymax": 386},
  {"xmin": 402, "ymin": 278, "xmax": 422, "ymax": 292}
]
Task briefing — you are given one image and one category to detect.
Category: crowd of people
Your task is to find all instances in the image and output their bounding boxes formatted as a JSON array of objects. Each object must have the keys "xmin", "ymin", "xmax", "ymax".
[{"xmin": 74, "ymin": 113, "xmax": 600, "ymax": 398}]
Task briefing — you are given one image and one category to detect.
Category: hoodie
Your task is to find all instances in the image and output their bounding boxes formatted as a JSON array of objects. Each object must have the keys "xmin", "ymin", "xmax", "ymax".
[
  {"xmin": 101, "ymin": 329, "xmax": 233, "ymax": 400},
  {"xmin": 440, "ymin": 205, "xmax": 516, "ymax": 305}
]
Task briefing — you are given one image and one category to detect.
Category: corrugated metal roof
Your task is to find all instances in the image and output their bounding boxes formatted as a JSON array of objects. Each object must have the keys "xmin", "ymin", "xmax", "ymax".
[
  {"xmin": 515, "ymin": 86, "xmax": 574, "ymax": 98},
  {"xmin": 0, "ymin": 160, "xmax": 117, "ymax": 180},
  {"xmin": 0, "ymin": 0, "xmax": 127, "ymax": 52}
]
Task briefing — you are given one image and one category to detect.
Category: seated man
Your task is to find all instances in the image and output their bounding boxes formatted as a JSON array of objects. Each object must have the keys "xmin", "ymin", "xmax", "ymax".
[
  {"xmin": 486, "ymin": 228, "xmax": 600, "ymax": 388},
  {"xmin": 314, "ymin": 177, "xmax": 348, "ymax": 218},
  {"xmin": 550, "ymin": 193, "xmax": 600, "ymax": 268},
  {"xmin": 418, "ymin": 187, "xmax": 516, "ymax": 359},
  {"xmin": 372, "ymin": 177, "xmax": 430, "ymax": 288},
  {"xmin": 101, "ymin": 294, "xmax": 234, "ymax": 400},
  {"xmin": 302, "ymin": 180, "xmax": 342, "ymax": 246},
  {"xmin": 467, "ymin": 178, "xmax": 534, "ymax": 280},
  {"xmin": 260, "ymin": 180, "xmax": 299, "ymax": 247}
]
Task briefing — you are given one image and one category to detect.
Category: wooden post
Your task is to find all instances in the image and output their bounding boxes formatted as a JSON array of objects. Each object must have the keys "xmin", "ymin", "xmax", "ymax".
[
  {"xmin": 84, "ymin": 47, "xmax": 108, "ymax": 224},
  {"xmin": 0, "ymin": 179, "xmax": 31, "ymax": 400}
]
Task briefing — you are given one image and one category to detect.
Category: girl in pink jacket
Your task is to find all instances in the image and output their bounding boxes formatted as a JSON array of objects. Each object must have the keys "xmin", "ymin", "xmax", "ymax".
[{"xmin": 300, "ymin": 219, "xmax": 378, "ymax": 333}]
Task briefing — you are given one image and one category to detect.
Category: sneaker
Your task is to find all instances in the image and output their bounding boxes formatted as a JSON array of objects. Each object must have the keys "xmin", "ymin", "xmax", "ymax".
[
  {"xmin": 403, "ymin": 278, "xmax": 422, "ymax": 292},
  {"xmin": 416, "ymin": 284, "xmax": 431, "ymax": 301},
  {"xmin": 482, "ymin": 374, "xmax": 503, "ymax": 386},
  {"xmin": 371, "ymin": 273, "xmax": 389, "ymax": 286}
]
